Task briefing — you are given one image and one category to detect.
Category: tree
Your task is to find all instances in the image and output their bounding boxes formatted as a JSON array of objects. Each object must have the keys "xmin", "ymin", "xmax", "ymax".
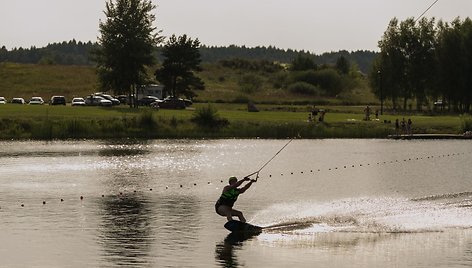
[
  {"xmin": 94, "ymin": 0, "xmax": 162, "ymax": 107},
  {"xmin": 155, "ymin": 34, "xmax": 205, "ymax": 98},
  {"xmin": 290, "ymin": 53, "xmax": 317, "ymax": 71},
  {"xmin": 335, "ymin": 56, "xmax": 350, "ymax": 74}
]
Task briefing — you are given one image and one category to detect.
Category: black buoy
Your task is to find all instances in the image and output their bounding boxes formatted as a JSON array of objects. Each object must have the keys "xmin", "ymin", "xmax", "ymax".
[
  {"xmin": 21, "ymin": 204, "xmax": 24, "ymax": 207},
  {"xmin": 43, "ymin": 201, "xmax": 46, "ymax": 205},
  {"xmin": 80, "ymin": 196, "xmax": 84, "ymax": 200},
  {"xmin": 61, "ymin": 199, "xmax": 64, "ymax": 202}
]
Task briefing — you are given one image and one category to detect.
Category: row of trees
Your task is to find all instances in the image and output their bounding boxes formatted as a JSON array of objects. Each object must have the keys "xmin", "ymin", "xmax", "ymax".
[
  {"xmin": 370, "ymin": 17, "xmax": 472, "ymax": 112},
  {"xmin": 0, "ymin": 41, "xmax": 97, "ymax": 65},
  {"xmin": 0, "ymin": 43, "xmax": 377, "ymax": 74}
]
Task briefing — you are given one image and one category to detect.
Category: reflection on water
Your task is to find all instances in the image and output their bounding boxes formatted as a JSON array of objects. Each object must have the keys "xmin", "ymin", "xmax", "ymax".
[
  {"xmin": 98, "ymin": 194, "xmax": 155, "ymax": 266},
  {"xmin": 215, "ymin": 233, "xmax": 259, "ymax": 268}
]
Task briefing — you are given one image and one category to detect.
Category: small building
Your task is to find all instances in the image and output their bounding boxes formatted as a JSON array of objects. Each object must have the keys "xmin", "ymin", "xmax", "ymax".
[{"xmin": 139, "ymin": 84, "xmax": 163, "ymax": 99}]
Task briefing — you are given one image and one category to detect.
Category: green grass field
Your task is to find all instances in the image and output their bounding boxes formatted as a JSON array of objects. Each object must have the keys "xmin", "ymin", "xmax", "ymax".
[{"xmin": 0, "ymin": 103, "xmax": 467, "ymax": 140}]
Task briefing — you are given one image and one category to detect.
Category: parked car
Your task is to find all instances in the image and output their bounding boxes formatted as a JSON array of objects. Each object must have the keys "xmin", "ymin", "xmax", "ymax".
[
  {"xmin": 11, "ymin": 97, "xmax": 25, "ymax": 104},
  {"xmin": 71, "ymin": 97, "xmax": 86, "ymax": 106},
  {"xmin": 138, "ymin": 96, "xmax": 160, "ymax": 106},
  {"xmin": 0, "ymin": 97, "xmax": 6, "ymax": 104},
  {"xmin": 95, "ymin": 93, "xmax": 120, "ymax": 105},
  {"xmin": 116, "ymin": 95, "xmax": 132, "ymax": 105},
  {"xmin": 158, "ymin": 96, "xmax": 192, "ymax": 109},
  {"xmin": 84, "ymin": 95, "xmax": 112, "ymax": 107},
  {"xmin": 50, "ymin": 96, "xmax": 66, "ymax": 105},
  {"xmin": 29, "ymin": 97, "xmax": 44, "ymax": 105}
]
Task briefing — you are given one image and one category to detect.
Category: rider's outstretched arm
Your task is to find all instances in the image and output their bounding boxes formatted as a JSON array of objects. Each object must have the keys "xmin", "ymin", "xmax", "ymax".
[{"xmin": 239, "ymin": 180, "xmax": 254, "ymax": 194}]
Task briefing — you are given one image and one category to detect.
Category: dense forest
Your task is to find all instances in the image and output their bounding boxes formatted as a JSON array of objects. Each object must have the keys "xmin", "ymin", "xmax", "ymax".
[
  {"xmin": 370, "ymin": 17, "xmax": 472, "ymax": 113},
  {"xmin": 0, "ymin": 40, "xmax": 377, "ymax": 73}
]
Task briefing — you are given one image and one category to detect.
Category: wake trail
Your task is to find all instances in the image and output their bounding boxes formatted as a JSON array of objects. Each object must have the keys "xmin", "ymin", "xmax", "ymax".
[{"xmin": 252, "ymin": 193, "xmax": 472, "ymax": 234}]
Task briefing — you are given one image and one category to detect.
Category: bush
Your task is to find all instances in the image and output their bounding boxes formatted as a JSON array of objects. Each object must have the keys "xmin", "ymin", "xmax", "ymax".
[
  {"xmin": 314, "ymin": 69, "xmax": 344, "ymax": 96},
  {"xmin": 288, "ymin": 82, "xmax": 321, "ymax": 95},
  {"xmin": 138, "ymin": 110, "xmax": 157, "ymax": 130},
  {"xmin": 191, "ymin": 104, "xmax": 229, "ymax": 129},
  {"xmin": 290, "ymin": 69, "xmax": 346, "ymax": 97},
  {"xmin": 461, "ymin": 117, "xmax": 472, "ymax": 132}
]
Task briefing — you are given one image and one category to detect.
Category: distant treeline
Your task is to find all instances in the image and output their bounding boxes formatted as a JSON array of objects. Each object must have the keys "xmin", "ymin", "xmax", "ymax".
[{"xmin": 0, "ymin": 40, "xmax": 377, "ymax": 73}]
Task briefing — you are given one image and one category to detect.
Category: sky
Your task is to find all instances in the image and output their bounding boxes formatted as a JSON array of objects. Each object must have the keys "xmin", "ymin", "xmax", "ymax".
[{"xmin": 1, "ymin": 0, "xmax": 471, "ymax": 54}]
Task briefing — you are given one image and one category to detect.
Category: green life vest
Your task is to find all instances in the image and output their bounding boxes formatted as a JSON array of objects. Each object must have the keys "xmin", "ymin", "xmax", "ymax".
[{"xmin": 218, "ymin": 188, "xmax": 240, "ymax": 207}]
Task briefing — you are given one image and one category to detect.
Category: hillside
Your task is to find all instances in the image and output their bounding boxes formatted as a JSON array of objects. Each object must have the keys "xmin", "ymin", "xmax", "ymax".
[
  {"xmin": 0, "ymin": 62, "xmax": 377, "ymax": 105},
  {"xmin": 0, "ymin": 63, "xmax": 97, "ymax": 101}
]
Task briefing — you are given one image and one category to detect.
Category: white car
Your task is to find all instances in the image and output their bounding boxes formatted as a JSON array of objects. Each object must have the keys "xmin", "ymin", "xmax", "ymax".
[
  {"xmin": 0, "ymin": 97, "xmax": 6, "ymax": 104},
  {"xmin": 84, "ymin": 95, "xmax": 112, "ymax": 107},
  {"xmin": 11, "ymin": 97, "xmax": 25, "ymax": 104},
  {"xmin": 29, "ymin": 97, "xmax": 45, "ymax": 105},
  {"xmin": 71, "ymin": 97, "xmax": 86, "ymax": 106}
]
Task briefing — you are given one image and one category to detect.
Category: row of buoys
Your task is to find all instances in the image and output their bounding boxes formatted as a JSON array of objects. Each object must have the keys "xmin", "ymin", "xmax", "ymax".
[
  {"xmin": 267, "ymin": 152, "xmax": 467, "ymax": 177},
  {"xmin": 2, "ymin": 152, "xmax": 468, "ymax": 209},
  {"xmin": 15, "ymin": 196, "xmax": 86, "ymax": 207}
]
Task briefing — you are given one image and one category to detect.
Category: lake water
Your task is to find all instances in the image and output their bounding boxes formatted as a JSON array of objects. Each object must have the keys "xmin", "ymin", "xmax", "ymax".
[{"xmin": 0, "ymin": 139, "xmax": 472, "ymax": 267}]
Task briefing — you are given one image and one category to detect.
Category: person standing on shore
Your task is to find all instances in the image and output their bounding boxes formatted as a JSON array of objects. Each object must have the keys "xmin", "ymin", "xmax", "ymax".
[
  {"xmin": 395, "ymin": 119, "xmax": 400, "ymax": 136},
  {"xmin": 407, "ymin": 118, "xmax": 412, "ymax": 135}
]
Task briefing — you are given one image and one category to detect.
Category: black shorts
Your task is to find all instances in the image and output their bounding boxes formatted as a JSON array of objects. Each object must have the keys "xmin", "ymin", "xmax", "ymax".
[{"xmin": 215, "ymin": 200, "xmax": 232, "ymax": 213}]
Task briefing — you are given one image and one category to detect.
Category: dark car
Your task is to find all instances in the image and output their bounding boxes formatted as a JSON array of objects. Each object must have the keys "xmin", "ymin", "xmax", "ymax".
[
  {"xmin": 138, "ymin": 96, "xmax": 160, "ymax": 106},
  {"xmin": 116, "ymin": 95, "xmax": 130, "ymax": 105},
  {"xmin": 158, "ymin": 96, "xmax": 192, "ymax": 109},
  {"xmin": 50, "ymin": 96, "xmax": 66, "ymax": 105}
]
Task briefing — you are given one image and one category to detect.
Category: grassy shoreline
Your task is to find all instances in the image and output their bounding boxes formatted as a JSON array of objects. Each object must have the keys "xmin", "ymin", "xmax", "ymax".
[{"xmin": 0, "ymin": 104, "xmax": 468, "ymax": 140}]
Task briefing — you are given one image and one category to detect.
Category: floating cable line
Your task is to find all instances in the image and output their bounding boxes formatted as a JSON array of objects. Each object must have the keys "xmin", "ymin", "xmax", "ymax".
[
  {"xmin": 2, "ymin": 151, "xmax": 469, "ymax": 209},
  {"xmin": 414, "ymin": 0, "xmax": 440, "ymax": 23}
]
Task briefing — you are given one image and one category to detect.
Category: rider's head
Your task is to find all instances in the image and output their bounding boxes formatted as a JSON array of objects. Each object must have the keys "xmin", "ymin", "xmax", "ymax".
[{"xmin": 228, "ymin": 176, "xmax": 237, "ymax": 185}]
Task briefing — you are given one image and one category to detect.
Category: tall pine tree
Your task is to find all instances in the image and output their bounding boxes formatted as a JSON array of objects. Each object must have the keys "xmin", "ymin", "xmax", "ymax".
[
  {"xmin": 155, "ymin": 34, "xmax": 205, "ymax": 99},
  {"xmin": 94, "ymin": 0, "xmax": 162, "ymax": 106}
]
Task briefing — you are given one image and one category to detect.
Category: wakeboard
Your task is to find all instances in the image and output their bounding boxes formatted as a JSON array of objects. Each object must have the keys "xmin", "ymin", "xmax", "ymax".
[{"xmin": 224, "ymin": 220, "xmax": 262, "ymax": 234}]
